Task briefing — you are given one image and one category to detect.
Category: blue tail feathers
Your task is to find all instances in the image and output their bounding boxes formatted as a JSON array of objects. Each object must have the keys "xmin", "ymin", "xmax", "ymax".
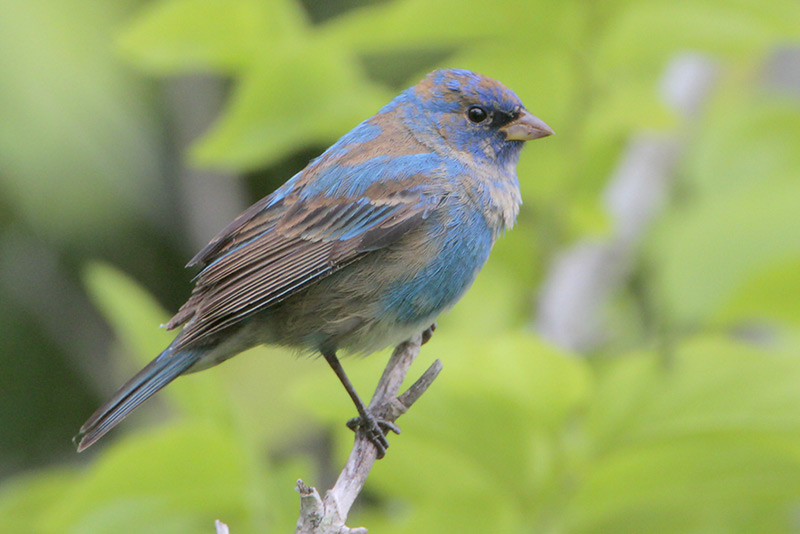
[{"xmin": 74, "ymin": 346, "xmax": 201, "ymax": 452}]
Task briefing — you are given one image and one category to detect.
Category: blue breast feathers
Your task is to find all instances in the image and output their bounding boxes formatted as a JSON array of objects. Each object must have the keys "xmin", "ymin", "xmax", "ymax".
[{"xmin": 381, "ymin": 203, "xmax": 494, "ymax": 324}]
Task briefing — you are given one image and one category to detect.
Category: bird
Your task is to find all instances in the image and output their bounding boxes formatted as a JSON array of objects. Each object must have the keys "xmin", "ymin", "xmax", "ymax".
[{"xmin": 74, "ymin": 68, "xmax": 553, "ymax": 457}]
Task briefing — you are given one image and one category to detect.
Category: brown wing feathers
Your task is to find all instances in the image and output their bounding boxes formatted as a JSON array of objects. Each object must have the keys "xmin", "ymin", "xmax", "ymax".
[{"xmin": 165, "ymin": 189, "xmax": 434, "ymax": 351}]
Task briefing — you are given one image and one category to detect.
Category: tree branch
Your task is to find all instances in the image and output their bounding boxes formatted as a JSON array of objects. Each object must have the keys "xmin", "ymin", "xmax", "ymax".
[
  {"xmin": 216, "ymin": 336, "xmax": 442, "ymax": 534},
  {"xmin": 295, "ymin": 334, "xmax": 442, "ymax": 533},
  {"xmin": 215, "ymin": 335, "xmax": 442, "ymax": 533}
]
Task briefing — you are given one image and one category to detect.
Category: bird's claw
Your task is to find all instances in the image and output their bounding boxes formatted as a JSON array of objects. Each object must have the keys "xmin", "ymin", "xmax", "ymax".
[{"xmin": 346, "ymin": 412, "xmax": 401, "ymax": 459}]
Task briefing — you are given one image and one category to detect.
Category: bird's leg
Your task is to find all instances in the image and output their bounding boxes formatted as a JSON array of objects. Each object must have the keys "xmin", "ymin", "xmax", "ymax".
[
  {"xmin": 421, "ymin": 322, "xmax": 437, "ymax": 345},
  {"xmin": 321, "ymin": 350, "xmax": 399, "ymax": 459}
]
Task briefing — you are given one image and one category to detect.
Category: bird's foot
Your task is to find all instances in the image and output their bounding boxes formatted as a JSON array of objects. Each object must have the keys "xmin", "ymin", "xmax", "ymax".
[
  {"xmin": 346, "ymin": 412, "xmax": 401, "ymax": 459},
  {"xmin": 421, "ymin": 322, "xmax": 437, "ymax": 345}
]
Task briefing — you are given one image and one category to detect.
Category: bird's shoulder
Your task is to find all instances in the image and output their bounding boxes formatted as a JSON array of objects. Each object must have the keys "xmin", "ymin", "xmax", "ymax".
[{"xmin": 188, "ymin": 113, "xmax": 445, "ymax": 269}]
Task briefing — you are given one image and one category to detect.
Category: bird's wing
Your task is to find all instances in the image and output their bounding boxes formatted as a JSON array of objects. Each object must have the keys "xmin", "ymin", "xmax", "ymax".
[{"xmin": 166, "ymin": 178, "xmax": 439, "ymax": 350}]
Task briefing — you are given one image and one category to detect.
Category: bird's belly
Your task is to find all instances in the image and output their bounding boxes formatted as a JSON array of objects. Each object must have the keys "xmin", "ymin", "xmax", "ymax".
[{"xmin": 263, "ymin": 210, "xmax": 495, "ymax": 355}]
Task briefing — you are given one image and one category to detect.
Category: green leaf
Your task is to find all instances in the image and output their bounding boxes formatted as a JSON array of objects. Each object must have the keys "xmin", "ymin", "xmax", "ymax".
[
  {"xmin": 687, "ymin": 96, "xmax": 800, "ymax": 198},
  {"xmin": 40, "ymin": 422, "xmax": 261, "ymax": 534},
  {"xmin": 597, "ymin": 0, "xmax": 800, "ymax": 73},
  {"xmin": 118, "ymin": 0, "xmax": 389, "ymax": 170},
  {"xmin": 569, "ymin": 336, "xmax": 800, "ymax": 533},
  {"xmin": 83, "ymin": 262, "xmax": 233, "ymax": 428},
  {"xmin": 323, "ymin": 0, "xmax": 586, "ymax": 53},
  {"xmin": 0, "ymin": 469, "xmax": 75, "ymax": 531},
  {"xmin": 650, "ymin": 174, "xmax": 800, "ymax": 327},
  {"xmin": 358, "ymin": 334, "xmax": 800, "ymax": 533},
  {"xmin": 0, "ymin": 0, "xmax": 163, "ymax": 242},
  {"xmin": 339, "ymin": 331, "xmax": 591, "ymax": 532},
  {"xmin": 719, "ymin": 259, "xmax": 800, "ymax": 327},
  {"xmin": 83, "ymin": 262, "xmax": 173, "ymax": 363},
  {"xmin": 190, "ymin": 45, "xmax": 388, "ymax": 169},
  {"xmin": 118, "ymin": 0, "xmax": 305, "ymax": 73}
]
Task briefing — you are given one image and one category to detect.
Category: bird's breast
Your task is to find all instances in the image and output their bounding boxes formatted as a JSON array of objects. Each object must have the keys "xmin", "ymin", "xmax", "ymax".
[
  {"xmin": 379, "ymin": 202, "xmax": 496, "ymax": 325},
  {"xmin": 453, "ymin": 161, "xmax": 522, "ymax": 239}
]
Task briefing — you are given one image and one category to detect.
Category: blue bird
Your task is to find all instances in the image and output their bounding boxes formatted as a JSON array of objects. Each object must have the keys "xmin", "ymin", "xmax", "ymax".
[{"xmin": 75, "ymin": 69, "xmax": 553, "ymax": 456}]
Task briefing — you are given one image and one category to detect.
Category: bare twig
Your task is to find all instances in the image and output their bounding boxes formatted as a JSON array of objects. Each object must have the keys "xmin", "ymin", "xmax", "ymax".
[
  {"xmin": 213, "ymin": 335, "xmax": 442, "ymax": 533},
  {"xmin": 295, "ymin": 334, "xmax": 443, "ymax": 534}
]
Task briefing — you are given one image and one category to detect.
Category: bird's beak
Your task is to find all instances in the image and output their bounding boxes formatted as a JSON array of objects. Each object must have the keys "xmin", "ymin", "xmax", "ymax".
[{"xmin": 502, "ymin": 109, "xmax": 554, "ymax": 141}]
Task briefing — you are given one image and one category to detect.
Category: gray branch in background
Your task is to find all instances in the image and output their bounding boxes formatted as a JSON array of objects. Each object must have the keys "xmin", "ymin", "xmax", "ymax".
[
  {"xmin": 763, "ymin": 45, "xmax": 800, "ymax": 98},
  {"xmin": 534, "ymin": 53, "xmax": 719, "ymax": 352},
  {"xmin": 164, "ymin": 75, "xmax": 247, "ymax": 252}
]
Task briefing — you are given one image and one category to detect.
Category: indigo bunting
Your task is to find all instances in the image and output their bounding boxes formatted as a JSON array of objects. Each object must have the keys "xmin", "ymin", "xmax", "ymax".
[{"xmin": 75, "ymin": 69, "xmax": 553, "ymax": 456}]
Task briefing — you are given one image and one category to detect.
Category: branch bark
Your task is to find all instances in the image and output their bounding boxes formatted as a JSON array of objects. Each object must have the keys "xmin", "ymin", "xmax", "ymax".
[
  {"xmin": 215, "ymin": 334, "xmax": 442, "ymax": 533},
  {"xmin": 295, "ymin": 335, "xmax": 442, "ymax": 533}
]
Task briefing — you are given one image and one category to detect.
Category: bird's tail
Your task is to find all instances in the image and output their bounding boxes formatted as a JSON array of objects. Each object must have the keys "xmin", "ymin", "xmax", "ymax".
[{"xmin": 74, "ymin": 345, "xmax": 202, "ymax": 452}]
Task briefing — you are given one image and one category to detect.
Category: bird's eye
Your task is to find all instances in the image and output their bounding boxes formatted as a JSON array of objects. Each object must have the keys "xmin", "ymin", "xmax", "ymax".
[{"xmin": 467, "ymin": 106, "xmax": 488, "ymax": 124}]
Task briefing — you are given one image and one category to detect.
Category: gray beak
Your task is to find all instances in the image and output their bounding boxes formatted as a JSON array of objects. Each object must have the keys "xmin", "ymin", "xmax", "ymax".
[{"xmin": 502, "ymin": 109, "xmax": 554, "ymax": 141}]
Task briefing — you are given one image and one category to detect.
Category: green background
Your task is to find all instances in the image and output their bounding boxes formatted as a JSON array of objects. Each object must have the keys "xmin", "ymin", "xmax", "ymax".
[{"xmin": 1, "ymin": 0, "xmax": 800, "ymax": 532}]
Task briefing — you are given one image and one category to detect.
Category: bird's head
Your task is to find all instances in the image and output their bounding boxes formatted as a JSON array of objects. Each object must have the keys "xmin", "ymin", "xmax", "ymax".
[{"xmin": 395, "ymin": 69, "xmax": 553, "ymax": 167}]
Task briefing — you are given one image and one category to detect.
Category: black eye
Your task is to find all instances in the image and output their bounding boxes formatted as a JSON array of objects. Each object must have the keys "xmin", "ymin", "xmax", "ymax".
[{"xmin": 467, "ymin": 106, "xmax": 488, "ymax": 124}]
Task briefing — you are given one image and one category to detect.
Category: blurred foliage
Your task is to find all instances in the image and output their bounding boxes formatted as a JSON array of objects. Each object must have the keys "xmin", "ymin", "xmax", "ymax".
[
  {"xmin": 0, "ymin": 0, "xmax": 166, "ymax": 242},
  {"xmin": 116, "ymin": 0, "xmax": 391, "ymax": 169},
  {"xmin": 1, "ymin": 0, "xmax": 800, "ymax": 532}
]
